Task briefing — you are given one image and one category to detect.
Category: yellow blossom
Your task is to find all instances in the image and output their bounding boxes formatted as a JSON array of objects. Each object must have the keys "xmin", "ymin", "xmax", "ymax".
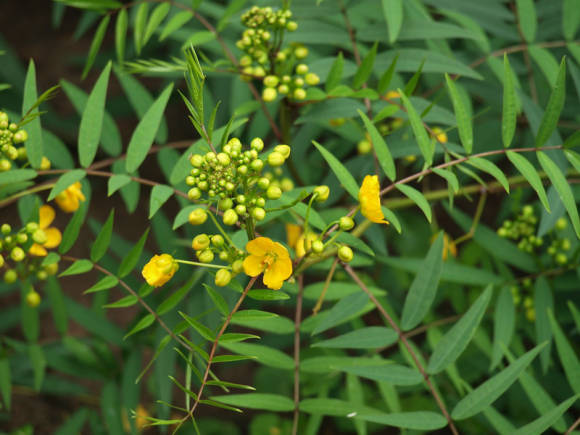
[
  {"xmin": 385, "ymin": 90, "xmax": 401, "ymax": 100},
  {"xmin": 295, "ymin": 232, "xmax": 318, "ymax": 258},
  {"xmin": 55, "ymin": 181, "xmax": 85, "ymax": 213},
  {"xmin": 243, "ymin": 237, "xmax": 292, "ymax": 290},
  {"xmin": 29, "ymin": 205, "xmax": 62, "ymax": 257},
  {"xmin": 286, "ymin": 223, "xmax": 302, "ymax": 249},
  {"xmin": 142, "ymin": 254, "xmax": 179, "ymax": 287},
  {"xmin": 431, "ymin": 127, "xmax": 448, "ymax": 144},
  {"xmin": 358, "ymin": 175, "xmax": 389, "ymax": 225},
  {"xmin": 432, "ymin": 233, "xmax": 457, "ymax": 261}
]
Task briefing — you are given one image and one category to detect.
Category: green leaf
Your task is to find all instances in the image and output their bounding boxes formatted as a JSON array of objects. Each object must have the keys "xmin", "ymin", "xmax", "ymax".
[
  {"xmin": 114, "ymin": 9, "xmax": 127, "ymax": 64},
  {"xmin": 211, "ymin": 394, "xmax": 294, "ymax": 412},
  {"xmin": 427, "ymin": 286, "xmax": 493, "ymax": 374},
  {"xmin": 90, "ymin": 209, "xmax": 114, "ymax": 262},
  {"xmin": 65, "ymin": 298, "xmax": 124, "ymax": 344},
  {"xmin": 399, "ymin": 90, "xmax": 433, "ymax": 166},
  {"xmin": 0, "ymin": 169, "xmax": 37, "ymax": 185},
  {"xmin": 401, "ymin": 232, "xmax": 444, "ymax": 330},
  {"xmin": 107, "ymin": 174, "xmax": 131, "ymax": 196},
  {"xmin": 84, "ymin": 275, "xmax": 119, "ymax": 294},
  {"xmin": 569, "ymin": 301, "xmax": 580, "ymax": 332},
  {"xmin": 159, "ymin": 10, "xmax": 193, "ymax": 41},
  {"xmin": 381, "ymin": 206, "xmax": 402, "ymax": 233},
  {"xmin": 0, "ymin": 357, "xmax": 11, "ymax": 411},
  {"xmin": 325, "ymin": 53, "xmax": 344, "ymax": 92},
  {"xmin": 357, "ymin": 109, "xmax": 395, "ymax": 180},
  {"xmin": 451, "ymin": 343, "xmax": 546, "ymax": 420},
  {"xmin": 502, "ymin": 55, "xmax": 517, "ymax": 147},
  {"xmin": 144, "ymin": 3, "xmax": 170, "ymax": 46},
  {"xmin": 352, "ymin": 43, "xmax": 377, "ymax": 89},
  {"xmin": 535, "ymin": 57, "xmax": 566, "ymax": 148},
  {"xmin": 157, "ymin": 274, "xmax": 201, "ymax": 315},
  {"xmin": 59, "ymin": 259, "xmax": 93, "ymax": 277},
  {"xmin": 534, "ymin": 277, "xmax": 554, "ymax": 373},
  {"xmin": 125, "ymin": 314, "xmax": 155, "ymax": 339},
  {"xmin": 82, "ymin": 16, "xmax": 110, "ymax": 79},
  {"xmin": 432, "ymin": 168, "xmax": 459, "ymax": 193},
  {"xmin": 118, "ymin": 228, "xmax": 149, "ymax": 278},
  {"xmin": 172, "ymin": 204, "xmax": 201, "ymax": 229},
  {"xmin": 125, "ymin": 84, "xmax": 173, "ymax": 173},
  {"xmin": 529, "ymin": 46, "xmax": 561, "ymax": 88},
  {"xmin": 28, "ymin": 344, "xmax": 46, "ymax": 391},
  {"xmin": 312, "ymin": 292, "xmax": 369, "ymax": 335},
  {"xmin": 445, "ymin": 74, "xmax": 472, "ymax": 153},
  {"xmin": 548, "ymin": 309, "xmax": 580, "ymax": 394},
  {"xmin": 312, "ymin": 140, "xmax": 359, "ymax": 199},
  {"xmin": 134, "ymin": 3, "xmax": 148, "ymax": 55},
  {"xmin": 377, "ymin": 53, "xmax": 399, "ymax": 95},
  {"xmin": 563, "ymin": 0, "xmax": 580, "ymax": 40},
  {"xmin": 220, "ymin": 342, "xmax": 293, "ymax": 370},
  {"xmin": 78, "ymin": 62, "xmax": 112, "ymax": 167},
  {"xmin": 516, "ymin": 0, "xmax": 537, "ymax": 42},
  {"xmin": 48, "ymin": 170, "xmax": 86, "ymax": 201},
  {"xmin": 537, "ymin": 151, "xmax": 580, "ymax": 237},
  {"xmin": 395, "ymin": 184, "xmax": 432, "ymax": 222},
  {"xmin": 382, "ymin": 0, "xmax": 403, "ymax": 44},
  {"xmin": 312, "ymin": 326, "xmax": 397, "ymax": 349},
  {"xmin": 230, "ymin": 314, "xmax": 294, "ymax": 335},
  {"xmin": 506, "ymin": 152, "xmax": 550, "ymax": 211},
  {"xmin": 180, "ymin": 311, "xmax": 215, "ymax": 341},
  {"xmin": 513, "ymin": 395, "xmax": 579, "ymax": 435},
  {"xmin": 403, "ymin": 59, "xmax": 424, "ymax": 96},
  {"xmin": 149, "ymin": 184, "xmax": 174, "ymax": 218},
  {"xmin": 466, "ymin": 157, "xmax": 510, "ymax": 193},
  {"xmin": 59, "ymin": 199, "xmax": 89, "ymax": 254},
  {"xmin": 22, "ymin": 60, "xmax": 43, "ymax": 168},
  {"xmin": 337, "ymin": 364, "xmax": 422, "ymax": 386},
  {"xmin": 356, "ymin": 411, "xmax": 448, "ymax": 430},
  {"xmin": 46, "ymin": 277, "xmax": 68, "ymax": 335},
  {"xmin": 490, "ymin": 287, "xmax": 515, "ymax": 370},
  {"xmin": 247, "ymin": 289, "xmax": 290, "ymax": 301}
]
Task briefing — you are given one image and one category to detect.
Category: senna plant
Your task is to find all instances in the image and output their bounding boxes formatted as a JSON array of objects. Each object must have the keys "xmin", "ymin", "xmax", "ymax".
[{"xmin": 1, "ymin": 0, "xmax": 580, "ymax": 434}]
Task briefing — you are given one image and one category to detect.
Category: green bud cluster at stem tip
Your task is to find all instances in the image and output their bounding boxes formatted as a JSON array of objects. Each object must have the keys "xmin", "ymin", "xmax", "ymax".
[
  {"xmin": 0, "ymin": 111, "xmax": 51, "ymax": 171},
  {"xmin": 185, "ymin": 137, "xmax": 293, "ymax": 227},
  {"xmin": 0, "ymin": 218, "xmax": 60, "ymax": 286}
]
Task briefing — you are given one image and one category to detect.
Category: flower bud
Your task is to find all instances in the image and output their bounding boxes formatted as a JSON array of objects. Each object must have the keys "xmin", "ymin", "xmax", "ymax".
[
  {"xmin": 262, "ymin": 87, "xmax": 277, "ymax": 102},
  {"xmin": 256, "ymin": 197, "xmax": 266, "ymax": 207},
  {"xmin": 281, "ymin": 178, "xmax": 294, "ymax": 191},
  {"xmin": 219, "ymin": 251, "xmax": 229, "ymax": 261},
  {"xmin": 251, "ymin": 137, "xmax": 264, "ymax": 151},
  {"xmin": 192, "ymin": 234, "xmax": 210, "ymax": 250},
  {"xmin": 211, "ymin": 235, "xmax": 225, "ymax": 247},
  {"xmin": 13, "ymin": 130, "xmax": 28, "ymax": 144},
  {"xmin": 263, "ymin": 75, "xmax": 279, "ymax": 88},
  {"xmin": 286, "ymin": 21, "xmax": 298, "ymax": 31},
  {"xmin": 0, "ymin": 255, "xmax": 4, "ymax": 268},
  {"xmin": 313, "ymin": 185, "xmax": 329, "ymax": 202},
  {"xmin": 293, "ymin": 88, "xmax": 307, "ymax": 100},
  {"xmin": 10, "ymin": 247, "xmax": 25, "ymax": 262},
  {"xmin": 278, "ymin": 84, "xmax": 290, "ymax": 94},
  {"xmin": 555, "ymin": 253, "xmax": 568, "ymax": 265},
  {"xmin": 32, "ymin": 229, "xmax": 47, "ymax": 244},
  {"xmin": 339, "ymin": 216, "xmax": 355, "ymax": 231},
  {"xmin": 215, "ymin": 269, "xmax": 232, "ymax": 287},
  {"xmin": 274, "ymin": 144, "xmax": 291, "ymax": 159},
  {"xmin": 16, "ymin": 233, "xmax": 28, "ymax": 244},
  {"xmin": 197, "ymin": 249, "xmax": 215, "ymax": 263},
  {"xmin": 556, "ymin": 217, "xmax": 567, "ymax": 230},
  {"xmin": 188, "ymin": 187, "xmax": 202, "ymax": 200},
  {"xmin": 40, "ymin": 156, "xmax": 51, "ymax": 170},
  {"xmin": 218, "ymin": 198, "xmax": 234, "ymax": 211},
  {"xmin": 235, "ymin": 204, "xmax": 246, "ymax": 215},
  {"xmin": 4, "ymin": 269, "xmax": 17, "ymax": 284},
  {"xmin": 45, "ymin": 263, "xmax": 59, "ymax": 275},
  {"xmin": 190, "ymin": 154, "xmax": 204, "ymax": 167},
  {"xmin": 311, "ymin": 240, "xmax": 324, "ymax": 254},
  {"xmin": 36, "ymin": 270, "xmax": 48, "ymax": 281},
  {"xmin": 357, "ymin": 140, "xmax": 372, "ymax": 154},
  {"xmin": 296, "ymin": 64, "xmax": 308, "ymax": 75},
  {"xmin": 267, "ymin": 185, "xmax": 282, "ymax": 200},
  {"xmin": 250, "ymin": 159, "xmax": 264, "ymax": 172},
  {"xmin": 258, "ymin": 177, "xmax": 271, "ymax": 189},
  {"xmin": 252, "ymin": 207, "xmax": 266, "ymax": 221},
  {"xmin": 236, "ymin": 194, "xmax": 246, "ymax": 204},
  {"xmin": 26, "ymin": 222, "xmax": 39, "ymax": 233},
  {"xmin": 267, "ymin": 151, "xmax": 285, "ymax": 167},
  {"xmin": 338, "ymin": 245, "xmax": 354, "ymax": 263},
  {"xmin": 26, "ymin": 291, "xmax": 41, "ymax": 308},
  {"xmin": 223, "ymin": 209, "xmax": 238, "ymax": 226},
  {"xmin": 0, "ymin": 159, "xmax": 11, "ymax": 172},
  {"xmin": 189, "ymin": 208, "xmax": 208, "ymax": 225},
  {"xmin": 305, "ymin": 73, "xmax": 320, "ymax": 86},
  {"xmin": 232, "ymin": 259, "xmax": 244, "ymax": 274},
  {"xmin": 238, "ymin": 165, "xmax": 248, "ymax": 175}
]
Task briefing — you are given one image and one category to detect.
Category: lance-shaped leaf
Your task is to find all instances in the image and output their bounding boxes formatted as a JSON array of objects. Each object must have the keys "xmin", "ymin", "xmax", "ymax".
[
  {"xmin": 490, "ymin": 286, "xmax": 515, "ymax": 370},
  {"xmin": 466, "ymin": 157, "xmax": 510, "ymax": 193},
  {"xmin": 548, "ymin": 309, "xmax": 580, "ymax": 394},
  {"xmin": 445, "ymin": 74, "xmax": 472, "ymax": 153},
  {"xmin": 502, "ymin": 54, "xmax": 517, "ymax": 147},
  {"xmin": 516, "ymin": 0, "xmax": 537, "ymax": 42},
  {"xmin": 115, "ymin": 9, "xmax": 127, "ymax": 64},
  {"xmin": 358, "ymin": 109, "xmax": 395, "ymax": 180},
  {"xmin": 535, "ymin": 57, "xmax": 566, "ymax": 148},
  {"xmin": 352, "ymin": 42, "xmax": 377, "ymax": 89},
  {"xmin": 563, "ymin": 0, "xmax": 580, "ymax": 40},
  {"xmin": 382, "ymin": 0, "xmax": 403, "ymax": 44},
  {"xmin": 506, "ymin": 151, "xmax": 549, "ymax": 211},
  {"xmin": 312, "ymin": 141, "xmax": 359, "ymax": 199},
  {"xmin": 399, "ymin": 90, "xmax": 433, "ymax": 166},
  {"xmin": 22, "ymin": 60, "xmax": 43, "ymax": 168},
  {"xmin": 90, "ymin": 209, "xmax": 114, "ymax": 262},
  {"xmin": 428, "ymin": 286, "xmax": 492, "ymax": 374},
  {"xmin": 401, "ymin": 232, "xmax": 444, "ymax": 330},
  {"xmin": 512, "ymin": 395, "xmax": 579, "ymax": 435},
  {"xmin": 396, "ymin": 184, "xmax": 432, "ymax": 222},
  {"xmin": 82, "ymin": 15, "xmax": 110, "ymax": 79}
]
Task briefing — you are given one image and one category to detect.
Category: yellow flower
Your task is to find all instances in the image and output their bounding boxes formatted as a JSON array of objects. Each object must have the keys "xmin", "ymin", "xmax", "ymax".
[
  {"xmin": 29, "ymin": 205, "xmax": 62, "ymax": 257},
  {"xmin": 358, "ymin": 175, "xmax": 389, "ymax": 225},
  {"xmin": 55, "ymin": 182, "xmax": 86, "ymax": 213},
  {"xmin": 432, "ymin": 232, "xmax": 457, "ymax": 261},
  {"xmin": 142, "ymin": 254, "xmax": 179, "ymax": 287},
  {"xmin": 385, "ymin": 90, "xmax": 401, "ymax": 100},
  {"xmin": 243, "ymin": 237, "xmax": 292, "ymax": 290},
  {"xmin": 431, "ymin": 127, "xmax": 448, "ymax": 144},
  {"xmin": 286, "ymin": 223, "xmax": 302, "ymax": 249},
  {"xmin": 295, "ymin": 232, "xmax": 318, "ymax": 258}
]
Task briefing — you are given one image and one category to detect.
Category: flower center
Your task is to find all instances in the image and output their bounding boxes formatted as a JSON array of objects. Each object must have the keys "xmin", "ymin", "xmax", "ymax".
[{"xmin": 261, "ymin": 252, "xmax": 277, "ymax": 270}]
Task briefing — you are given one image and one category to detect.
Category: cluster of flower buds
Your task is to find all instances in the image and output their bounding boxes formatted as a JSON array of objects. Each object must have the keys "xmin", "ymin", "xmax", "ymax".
[
  {"xmin": 547, "ymin": 217, "xmax": 571, "ymax": 265},
  {"xmin": 236, "ymin": 7, "xmax": 319, "ymax": 102},
  {"xmin": 186, "ymin": 137, "xmax": 292, "ymax": 227},
  {"xmin": 0, "ymin": 111, "xmax": 50, "ymax": 171},
  {"xmin": 191, "ymin": 233, "xmax": 244, "ymax": 287},
  {"xmin": 509, "ymin": 277, "xmax": 535, "ymax": 321},
  {"xmin": 0, "ymin": 222, "xmax": 59, "ymax": 288},
  {"xmin": 497, "ymin": 205, "xmax": 542, "ymax": 253}
]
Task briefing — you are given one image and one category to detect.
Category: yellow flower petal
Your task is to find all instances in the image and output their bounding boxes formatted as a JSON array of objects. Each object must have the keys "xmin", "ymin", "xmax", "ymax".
[
  {"xmin": 242, "ymin": 254, "xmax": 265, "ymax": 277},
  {"xmin": 142, "ymin": 254, "xmax": 178, "ymax": 287},
  {"xmin": 286, "ymin": 223, "xmax": 302, "ymax": 249},
  {"xmin": 29, "ymin": 244, "xmax": 48, "ymax": 257},
  {"xmin": 44, "ymin": 227, "xmax": 62, "ymax": 249},
  {"xmin": 55, "ymin": 182, "xmax": 86, "ymax": 213},
  {"xmin": 243, "ymin": 237, "xmax": 293, "ymax": 290},
  {"xmin": 263, "ymin": 256, "xmax": 292, "ymax": 290},
  {"xmin": 246, "ymin": 237, "xmax": 272, "ymax": 256},
  {"xmin": 39, "ymin": 205, "xmax": 56, "ymax": 229},
  {"xmin": 358, "ymin": 175, "xmax": 389, "ymax": 225}
]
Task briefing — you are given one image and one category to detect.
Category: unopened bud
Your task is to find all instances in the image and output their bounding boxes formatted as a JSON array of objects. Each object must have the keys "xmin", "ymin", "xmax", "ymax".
[
  {"xmin": 189, "ymin": 208, "xmax": 208, "ymax": 225},
  {"xmin": 339, "ymin": 216, "xmax": 355, "ymax": 231},
  {"xmin": 215, "ymin": 269, "xmax": 232, "ymax": 287},
  {"xmin": 223, "ymin": 209, "xmax": 238, "ymax": 226},
  {"xmin": 338, "ymin": 245, "xmax": 354, "ymax": 263},
  {"xmin": 313, "ymin": 185, "xmax": 329, "ymax": 202},
  {"xmin": 192, "ymin": 234, "xmax": 210, "ymax": 251}
]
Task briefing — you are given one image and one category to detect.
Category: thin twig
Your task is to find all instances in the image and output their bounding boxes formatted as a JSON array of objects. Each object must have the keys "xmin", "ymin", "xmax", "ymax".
[
  {"xmin": 566, "ymin": 416, "xmax": 580, "ymax": 435},
  {"xmin": 343, "ymin": 264, "xmax": 459, "ymax": 435},
  {"xmin": 312, "ymin": 258, "xmax": 338, "ymax": 315},
  {"xmin": 291, "ymin": 274, "xmax": 304, "ymax": 435}
]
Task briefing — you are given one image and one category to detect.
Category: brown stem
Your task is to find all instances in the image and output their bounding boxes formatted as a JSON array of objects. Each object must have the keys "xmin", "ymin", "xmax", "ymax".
[
  {"xmin": 343, "ymin": 264, "xmax": 459, "ymax": 435},
  {"xmin": 312, "ymin": 258, "xmax": 338, "ymax": 315},
  {"xmin": 180, "ymin": 276, "xmax": 257, "ymax": 425},
  {"xmin": 291, "ymin": 275, "xmax": 304, "ymax": 435},
  {"xmin": 566, "ymin": 416, "xmax": 580, "ymax": 435}
]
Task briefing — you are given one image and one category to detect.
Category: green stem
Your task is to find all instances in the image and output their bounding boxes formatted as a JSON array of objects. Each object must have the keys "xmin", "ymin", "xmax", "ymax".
[
  {"xmin": 174, "ymin": 259, "xmax": 230, "ymax": 270},
  {"xmin": 206, "ymin": 209, "xmax": 237, "ymax": 248}
]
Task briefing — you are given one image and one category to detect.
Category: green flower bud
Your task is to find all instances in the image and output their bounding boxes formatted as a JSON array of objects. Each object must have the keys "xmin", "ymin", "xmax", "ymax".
[
  {"xmin": 256, "ymin": 197, "xmax": 266, "ymax": 207},
  {"xmin": 190, "ymin": 154, "xmax": 204, "ymax": 167},
  {"xmin": 219, "ymin": 251, "xmax": 229, "ymax": 261},
  {"xmin": 36, "ymin": 270, "xmax": 48, "ymax": 281},
  {"xmin": 8, "ymin": 123, "xmax": 17, "ymax": 132},
  {"xmin": 262, "ymin": 87, "xmax": 277, "ymax": 102},
  {"xmin": 278, "ymin": 84, "xmax": 290, "ymax": 94},
  {"xmin": 197, "ymin": 249, "xmax": 215, "ymax": 263},
  {"xmin": 0, "ymin": 159, "xmax": 11, "ymax": 172},
  {"xmin": 218, "ymin": 198, "xmax": 234, "ymax": 211},
  {"xmin": 254, "ymin": 66, "xmax": 266, "ymax": 77},
  {"xmin": 198, "ymin": 181, "xmax": 209, "ymax": 191},
  {"xmin": 232, "ymin": 260, "xmax": 243, "ymax": 274},
  {"xmin": 522, "ymin": 205, "xmax": 533, "ymax": 216},
  {"xmin": 240, "ymin": 56, "xmax": 252, "ymax": 66},
  {"xmin": 211, "ymin": 235, "xmax": 225, "ymax": 247},
  {"xmin": 192, "ymin": 234, "xmax": 210, "ymax": 250},
  {"xmin": 294, "ymin": 77, "xmax": 305, "ymax": 87},
  {"xmin": 216, "ymin": 153, "xmax": 231, "ymax": 166},
  {"xmin": 286, "ymin": 21, "xmax": 298, "ymax": 31},
  {"xmin": 32, "ymin": 229, "xmax": 47, "ymax": 244},
  {"xmin": 4, "ymin": 269, "xmax": 17, "ymax": 284},
  {"xmin": 25, "ymin": 222, "xmax": 38, "ymax": 233},
  {"xmin": 497, "ymin": 228, "xmax": 508, "ymax": 238},
  {"xmin": 555, "ymin": 217, "xmax": 567, "ymax": 230},
  {"xmin": 189, "ymin": 208, "xmax": 208, "ymax": 225},
  {"xmin": 267, "ymin": 185, "xmax": 282, "ymax": 199},
  {"xmin": 555, "ymin": 253, "xmax": 568, "ymax": 265},
  {"xmin": 0, "ymin": 254, "xmax": 4, "ymax": 268},
  {"xmin": 258, "ymin": 177, "xmax": 271, "ymax": 189},
  {"xmin": 296, "ymin": 64, "xmax": 308, "ymax": 75},
  {"xmin": 13, "ymin": 130, "xmax": 28, "ymax": 144},
  {"xmin": 250, "ymin": 159, "xmax": 264, "ymax": 172},
  {"xmin": 274, "ymin": 144, "xmax": 291, "ymax": 159},
  {"xmin": 338, "ymin": 245, "xmax": 354, "ymax": 263},
  {"xmin": 10, "ymin": 247, "xmax": 25, "ymax": 262},
  {"xmin": 215, "ymin": 269, "xmax": 232, "ymax": 287},
  {"xmin": 263, "ymin": 75, "xmax": 279, "ymax": 88},
  {"xmin": 223, "ymin": 209, "xmax": 238, "ymax": 226},
  {"xmin": 45, "ymin": 263, "xmax": 58, "ymax": 276},
  {"xmin": 26, "ymin": 291, "xmax": 41, "ymax": 308},
  {"xmin": 252, "ymin": 207, "xmax": 266, "ymax": 221},
  {"xmin": 16, "ymin": 233, "xmax": 28, "ymax": 244},
  {"xmin": 186, "ymin": 176, "xmax": 196, "ymax": 186},
  {"xmin": 295, "ymin": 46, "xmax": 308, "ymax": 59},
  {"xmin": 251, "ymin": 137, "xmax": 264, "ymax": 151},
  {"xmin": 313, "ymin": 185, "xmax": 330, "ymax": 202},
  {"xmin": 311, "ymin": 240, "xmax": 324, "ymax": 254},
  {"xmin": 17, "ymin": 147, "xmax": 27, "ymax": 160},
  {"xmin": 188, "ymin": 187, "xmax": 202, "ymax": 200},
  {"xmin": 235, "ymin": 204, "xmax": 247, "ymax": 215},
  {"xmin": 267, "ymin": 151, "xmax": 285, "ymax": 167},
  {"xmin": 305, "ymin": 73, "xmax": 320, "ymax": 86},
  {"xmin": 562, "ymin": 238, "xmax": 571, "ymax": 251},
  {"xmin": 281, "ymin": 178, "xmax": 294, "ymax": 191},
  {"xmin": 293, "ymin": 88, "xmax": 307, "ymax": 100},
  {"xmin": 339, "ymin": 216, "xmax": 355, "ymax": 231}
]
